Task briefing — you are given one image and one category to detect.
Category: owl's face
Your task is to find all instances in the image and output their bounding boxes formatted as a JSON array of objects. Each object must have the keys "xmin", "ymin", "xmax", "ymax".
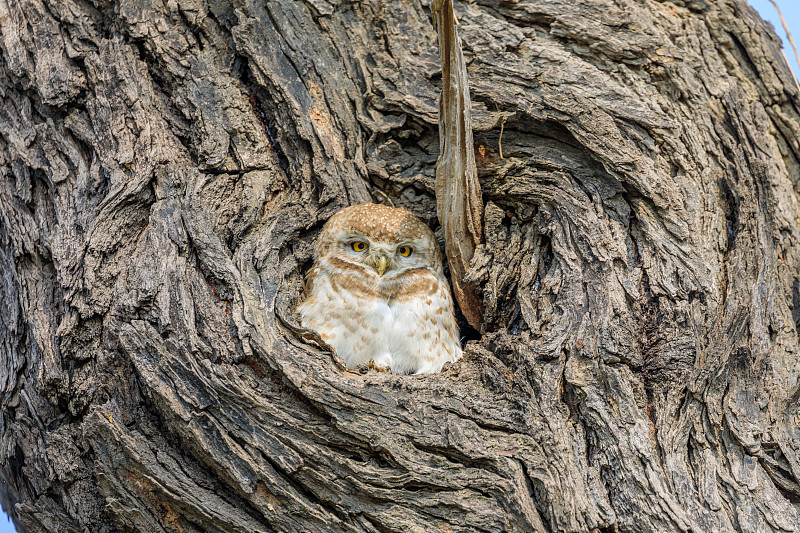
[{"xmin": 314, "ymin": 203, "xmax": 442, "ymax": 280}]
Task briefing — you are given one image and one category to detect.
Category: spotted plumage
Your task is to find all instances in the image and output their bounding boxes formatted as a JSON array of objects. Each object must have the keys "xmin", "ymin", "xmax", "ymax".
[{"xmin": 298, "ymin": 203, "xmax": 462, "ymax": 374}]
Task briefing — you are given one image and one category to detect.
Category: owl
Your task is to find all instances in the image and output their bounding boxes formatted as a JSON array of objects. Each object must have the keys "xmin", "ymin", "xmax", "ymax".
[{"xmin": 297, "ymin": 203, "xmax": 462, "ymax": 374}]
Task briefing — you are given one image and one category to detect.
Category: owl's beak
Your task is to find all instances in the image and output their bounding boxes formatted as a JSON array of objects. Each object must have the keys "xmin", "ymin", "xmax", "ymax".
[{"xmin": 375, "ymin": 255, "xmax": 388, "ymax": 276}]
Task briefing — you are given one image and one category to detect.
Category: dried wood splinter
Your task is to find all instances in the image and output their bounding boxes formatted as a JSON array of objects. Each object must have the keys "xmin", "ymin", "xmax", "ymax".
[{"xmin": 432, "ymin": 0, "xmax": 484, "ymax": 330}]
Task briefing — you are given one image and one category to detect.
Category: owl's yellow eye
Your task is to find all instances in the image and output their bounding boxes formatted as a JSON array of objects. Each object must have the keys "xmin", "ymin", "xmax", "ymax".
[
  {"xmin": 397, "ymin": 246, "xmax": 412, "ymax": 257},
  {"xmin": 351, "ymin": 241, "xmax": 368, "ymax": 252}
]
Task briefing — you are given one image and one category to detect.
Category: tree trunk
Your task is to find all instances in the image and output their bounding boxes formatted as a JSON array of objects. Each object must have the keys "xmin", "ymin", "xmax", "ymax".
[{"xmin": 2, "ymin": 0, "xmax": 800, "ymax": 531}]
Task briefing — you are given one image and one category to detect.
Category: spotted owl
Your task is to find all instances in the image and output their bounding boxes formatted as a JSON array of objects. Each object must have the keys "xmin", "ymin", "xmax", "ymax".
[{"xmin": 298, "ymin": 203, "xmax": 462, "ymax": 374}]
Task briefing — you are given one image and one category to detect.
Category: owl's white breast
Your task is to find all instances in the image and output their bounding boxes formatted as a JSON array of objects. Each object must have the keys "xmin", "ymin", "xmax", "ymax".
[{"xmin": 298, "ymin": 265, "xmax": 462, "ymax": 374}]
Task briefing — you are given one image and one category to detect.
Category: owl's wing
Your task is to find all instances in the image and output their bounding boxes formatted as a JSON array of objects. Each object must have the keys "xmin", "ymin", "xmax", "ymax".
[{"xmin": 303, "ymin": 265, "xmax": 320, "ymax": 297}]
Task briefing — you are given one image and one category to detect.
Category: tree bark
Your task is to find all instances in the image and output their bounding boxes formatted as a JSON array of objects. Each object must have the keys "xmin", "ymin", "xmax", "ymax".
[{"xmin": 2, "ymin": 0, "xmax": 800, "ymax": 531}]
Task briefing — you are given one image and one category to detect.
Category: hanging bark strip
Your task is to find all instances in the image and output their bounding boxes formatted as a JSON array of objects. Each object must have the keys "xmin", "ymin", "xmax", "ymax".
[{"xmin": 432, "ymin": 0, "xmax": 484, "ymax": 330}]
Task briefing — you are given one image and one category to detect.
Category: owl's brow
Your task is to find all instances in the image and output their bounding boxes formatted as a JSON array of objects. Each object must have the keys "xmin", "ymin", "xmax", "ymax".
[{"xmin": 341, "ymin": 230, "xmax": 369, "ymax": 239}]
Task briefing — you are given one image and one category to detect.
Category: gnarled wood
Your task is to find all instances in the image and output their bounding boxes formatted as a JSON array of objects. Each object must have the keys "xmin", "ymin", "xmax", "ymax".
[
  {"xmin": 432, "ymin": 0, "xmax": 484, "ymax": 330},
  {"xmin": 2, "ymin": 1, "xmax": 800, "ymax": 532}
]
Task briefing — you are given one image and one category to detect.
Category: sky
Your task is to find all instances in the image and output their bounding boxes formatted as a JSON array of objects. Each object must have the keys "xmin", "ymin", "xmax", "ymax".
[
  {"xmin": 0, "ymin": 507, "xmax": 12, "ymax": 533},
  {"xmin": 749, "ymin": 0, "xmax": 800, "ymax": 81},
  {"xmin": 0, "ymin": 3, "xmax": 798, "ymax": 533}
]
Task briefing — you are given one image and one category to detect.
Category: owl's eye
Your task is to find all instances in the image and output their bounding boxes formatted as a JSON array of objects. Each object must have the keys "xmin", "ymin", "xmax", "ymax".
[
  {"xmin": 397, "ymin": 246, "xmax": 412, "ymax": 257},
  {"xmin": 351, "ymin": 241, "xmax": 368, "ymax": 252}
]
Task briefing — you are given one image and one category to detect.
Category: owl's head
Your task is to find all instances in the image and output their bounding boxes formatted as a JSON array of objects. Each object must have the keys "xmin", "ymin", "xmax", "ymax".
[{"xmin": 315, "ymin": 203, "xmax": 442, "ymax": 279}]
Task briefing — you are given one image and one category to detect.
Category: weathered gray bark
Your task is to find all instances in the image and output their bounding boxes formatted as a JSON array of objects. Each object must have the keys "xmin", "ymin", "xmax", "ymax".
[
  {"xmin": 2, "ymin": 0, "xmax": 800, "ymax": 531},
  {"xmin": 433, "ymin": 0, "xmax": 485, "ymax": 330}
]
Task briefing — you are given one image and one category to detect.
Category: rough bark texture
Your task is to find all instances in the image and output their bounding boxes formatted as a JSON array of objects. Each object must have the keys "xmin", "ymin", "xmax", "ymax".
[{"xmin": 2, "ymin": 0, "xmax": 800, "ymax": 532}]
